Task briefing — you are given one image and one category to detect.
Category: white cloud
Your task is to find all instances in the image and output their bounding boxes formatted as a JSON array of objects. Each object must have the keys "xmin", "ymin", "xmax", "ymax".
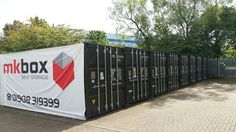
[{"xmin": 0, "ymin": 0, "xmax": 116, "ymax": 33}]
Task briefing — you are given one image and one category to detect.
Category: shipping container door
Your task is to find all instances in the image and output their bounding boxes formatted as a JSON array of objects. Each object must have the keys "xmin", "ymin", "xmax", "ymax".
[
  {"xmin": 124, "ymin": 48, "xmax": 132, "ymax": 104},
  {"xmin": 139, "ymin": 50, "xmax": 150, "ymax": 100},
  {"xmin": 150, "ymin": 52, "xmax": 155, "ymax": 97},
  {"xmin": 173, "ymin": 54, "xmax": 179, "ymax": 90},
  {"xmin": 144, "ymin": 51, "xmax": 151, "ymax": 98},
  {"xmin": 160, "ymin": 53, "xmax": 167, "ymax": 94},
  {"xmin": 197, "ymin": 57, "xmax": 203, "ymax": 81},
  {"xmin": 138, "ymin": 50, "xmax": 143, "ymax": 100},
  {"xmin": 167, "ymin": 54, "xmax": 172, "ymax": 91},
  {"xmin": 190, "ymin": 56, "xmax": 196, "ymax": 83},
  {"xmin": 84, "ymin": 44, "xmax": 108, "ymax": 117},
  {"xmin": 135, "ymin": 49, "xmax": 140, "ymax": 101},
  {"xmin": 203, "ymin": 58, "xmax": 207, "ymax": 79},
  {"xmin": 118, "ymin": 48, "xmax": 126, "ymax": 108},
  {"xmin": 108, "ymin": 47, "xmax": 125, "ymax": 110},
  {"xmin": 181, "ymin": 55, "xmax": 189, "ymax": 86},
  {"xmin": 156, "ymin": 52, "xmax": 161, "ymax": 95},
  {"xmin": 125, "ymin": 48, "xmax": 139, "ymax": 104},
  {"xmin": 97, "ymin": 46, "xmax": 109, "ymax": 114},
  {"xmin": 150, "ymin": 52, "xmax": 159, "ymax": 97},
  {"xmin": 168, "ymin": 54, "xmax": 179, "ymax": 91}
]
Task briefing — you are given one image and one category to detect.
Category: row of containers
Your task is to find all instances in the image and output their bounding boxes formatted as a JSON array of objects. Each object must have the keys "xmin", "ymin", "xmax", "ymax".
[
  {"xmin": 85, "ymin": 43, "xmax": 208, "ymax": 118},
  {"xmin": 0, "ymin": 43, "xmax": 208, "ymax": 120},
  {"xmin": 208, "ymin": 58, "xmax": 236, "ymax": 78}
]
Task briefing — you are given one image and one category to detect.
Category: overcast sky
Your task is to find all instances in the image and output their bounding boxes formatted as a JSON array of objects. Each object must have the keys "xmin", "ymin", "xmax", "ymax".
[{"xmin": 0, "ymin": 0, "xmax": 116, "ymax": 34}]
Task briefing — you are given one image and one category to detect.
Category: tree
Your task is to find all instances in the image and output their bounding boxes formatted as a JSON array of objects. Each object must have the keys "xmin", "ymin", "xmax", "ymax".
[
  {"xmin": 220, "ymin": 6, "xmax": 236, "ymax": 48},
  {"xmin": 190, "ymin": 6, "xmax": 236, "ymax": 57},
  {"xmin": 168, "ymin": 0, "xmax": 233, "ymax": 40},
  {"xmin": 110, "ymin": 0, "xmax": 209, "ymax": 51},
  {"xmin": 109, "ymin": 0, "xmax": 152, "ymax": 49},
  {"xmin": 109, "ymin": 0, "xmax": 235, "ymax": 57},
  {"xmin": 189, "ymin": 5, "xmax": 223, "ymax": 57},
  {"xmin": 168, "ymin": 0, "xmax": 208, "ymax": 39},
  {"xmin": 0, "ymin": 35, "xmax": 4, "ymax": 53},
  {"xmin": 1, "ymin": 17, "xmax": 83, "ymax": 52},
  {"xmin": 85, "ymin": 30, "xmax": 109, "ymax": 45}
]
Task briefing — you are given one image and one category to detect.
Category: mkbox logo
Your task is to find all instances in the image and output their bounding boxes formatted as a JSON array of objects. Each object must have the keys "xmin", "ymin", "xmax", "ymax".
[
  {"xmin": 3, "ymin": 59, "xmax": 48, "ymax": 74},
  {"xmin": 53, "ymin": 52, "xmax": 75, "ymax": 90}
]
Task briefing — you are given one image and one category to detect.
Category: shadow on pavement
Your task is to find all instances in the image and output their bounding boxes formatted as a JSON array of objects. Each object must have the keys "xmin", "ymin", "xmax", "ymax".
[
  {"xmin": 150, "ymin": 78, "xmax": 236, "ymax": 107},
  {"xmin": 0, "ymin": 106, "xmax": 85, "ymax": 132}
]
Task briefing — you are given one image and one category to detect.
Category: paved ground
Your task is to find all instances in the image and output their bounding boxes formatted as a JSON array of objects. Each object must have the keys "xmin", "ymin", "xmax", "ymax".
[{"xmin": 1, "ymin": 79, "xmax": 236, "ymax": 132}]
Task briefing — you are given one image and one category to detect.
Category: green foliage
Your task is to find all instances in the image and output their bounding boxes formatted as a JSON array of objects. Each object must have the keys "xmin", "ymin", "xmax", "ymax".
[
  {"xmin": 85, "ymin": 30, "xmax": 109, "ymax": 46},
  {"xmin": 111, "ymin": 43, "xmax": 126, "ymax": 48},
  {"xmin": 190, "ymin": 6, "xmax": 236, "ymax": 57},
  {"xmin": 224, "ymin": 49, "xmax": 236, "ymax": 58},
  {"xmin": 220, "ymin": 6, "xmax": 236, "ymax": 48},
  {"xmin": 0, "ymin": 37, "xmax": 4, "ymax": 53},
  {"xmin": 109, "ymin": 0, "xmax": 152, "ymax": 47},
  {"xmin": 1, "ymin": 17, "xmax": 83, "ymax": 52},
  {"xmin": 110, "ymin": 0, "xmax": 235, "ymax": 57}
]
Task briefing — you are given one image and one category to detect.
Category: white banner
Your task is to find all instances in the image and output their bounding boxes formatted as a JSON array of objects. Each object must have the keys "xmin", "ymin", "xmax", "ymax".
[{"xmin": 0, "ymin": 44, "xmax": 86, "ymax": 120}]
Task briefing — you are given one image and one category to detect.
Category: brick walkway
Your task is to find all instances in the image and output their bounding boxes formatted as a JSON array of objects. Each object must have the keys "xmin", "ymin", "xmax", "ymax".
[{"xmin": 1, "ymin": 79, "xmax": 236, "ymax": 132}]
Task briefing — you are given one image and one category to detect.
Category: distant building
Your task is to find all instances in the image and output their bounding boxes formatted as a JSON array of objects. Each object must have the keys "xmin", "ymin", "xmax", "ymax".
[
  {"xmin": 81, "ymin": 30, "xmax": 137, "ymax": 47},
  {"xmin": 107, "ymin": 33, "xmax": 137, "ymax": 47}
]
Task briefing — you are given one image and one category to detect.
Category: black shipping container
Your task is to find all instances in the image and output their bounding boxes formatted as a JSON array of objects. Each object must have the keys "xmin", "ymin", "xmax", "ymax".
[
  {"xmin": 160, "ymin": 53, "xmax": 168, "ymax": 94},
  {"xmin": 125, "ymin": 48, "xmax": 139, "ymax": 104},
  {"xmin": 168, "ymin": 54, "xmax": 180, "ymax": 91},
  {"xmin": 150, "ymin": 52, "xmax": 160, "ymax": 96},
  {"xmin": 124, "ymin": 48, "xmax": 151, "ymax": 104},
  {"xmin": 138, "ymin": 50, "xmax": 151, "ymax": 99},
  {"xmin": 181, "ymin": 55, "xmax": 189, "ymax": 86},
  {"xmin": 203, "ymin": 57, "xmax": 207, "ymax": 79},
  {"xmin": 150, "ymin": 52, "xmax": 168, "ymax": 96},
  {"xmin": 197, "ymin": 57, "xmax": 203, "ymax": 81},
  {"xmin": 84, "ymin": 43, "xmax": 125, "ymax": 118},
  {"xmin": 190, "ymin": 56, "xmax": 197, "ymax": 83}
]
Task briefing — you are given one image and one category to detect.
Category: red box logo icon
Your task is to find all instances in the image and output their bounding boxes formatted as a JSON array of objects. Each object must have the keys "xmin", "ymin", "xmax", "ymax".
[{"xmin": 53, "ymin": 52, "xmax": 75, "ymax": 90}]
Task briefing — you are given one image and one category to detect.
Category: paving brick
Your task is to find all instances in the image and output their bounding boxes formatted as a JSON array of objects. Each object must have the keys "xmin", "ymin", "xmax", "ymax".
[{"xmin": 1, "ymin": 79, "xmax": 236, "ymax": 132}]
